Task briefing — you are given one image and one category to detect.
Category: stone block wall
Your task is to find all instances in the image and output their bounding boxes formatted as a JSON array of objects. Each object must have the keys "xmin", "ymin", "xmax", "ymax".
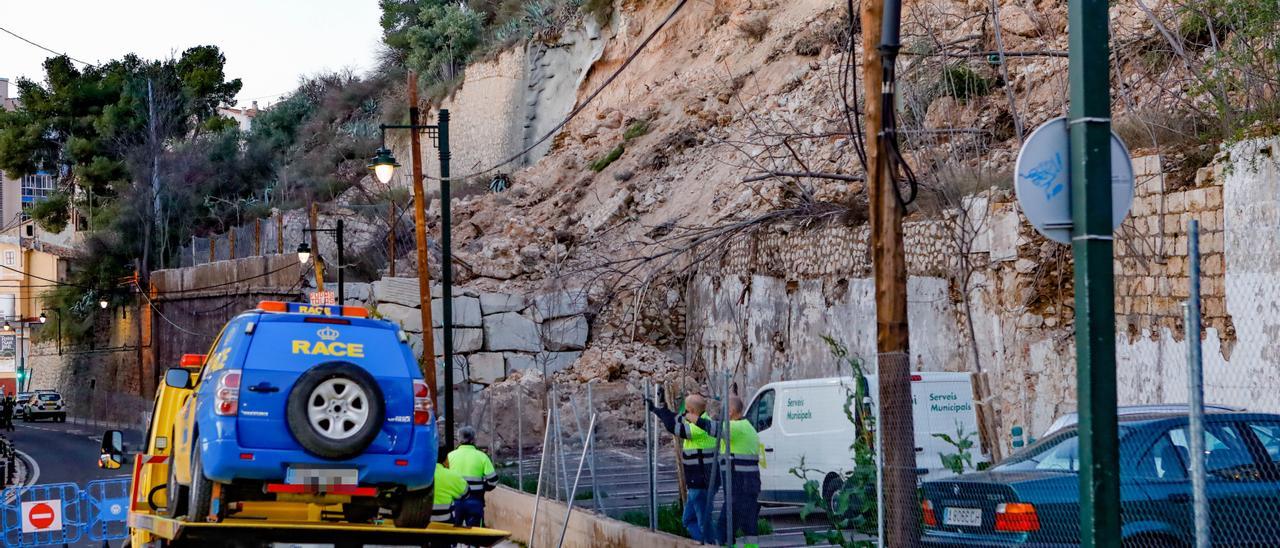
[{"xmin": 368, "ymin": 278, "xmax": 589, "ymax": 387}]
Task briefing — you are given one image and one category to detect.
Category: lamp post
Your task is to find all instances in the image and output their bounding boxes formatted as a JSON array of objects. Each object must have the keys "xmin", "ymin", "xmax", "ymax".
[
  {"xmin": 299, "ymin": 220, "xmax": 347, "ymax": 304},
  {"xmin": 368, "ymin": 72, "xmax": 454, "ymax": 448}
]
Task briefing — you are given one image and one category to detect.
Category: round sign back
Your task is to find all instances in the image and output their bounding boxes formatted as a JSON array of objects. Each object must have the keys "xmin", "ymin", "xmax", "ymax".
[{"xmin": 1014, "ymin": 117, "xmax": 1135, "ymax": 244}]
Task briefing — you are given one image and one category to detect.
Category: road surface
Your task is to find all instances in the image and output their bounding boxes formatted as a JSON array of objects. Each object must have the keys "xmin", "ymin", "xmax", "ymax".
[{"xmin": 8, "ymin": 419, "xmax": 140, "ymax": 547}]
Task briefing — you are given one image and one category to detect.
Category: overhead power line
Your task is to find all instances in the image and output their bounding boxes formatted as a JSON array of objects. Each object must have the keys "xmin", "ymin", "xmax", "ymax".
[
  {"xmin": 428, "ymin": 0, "xmax": 691, "ymax": 181},
  {"xmin": 0, "ymin": 25, "xmax": 96, "ymax": 68}
]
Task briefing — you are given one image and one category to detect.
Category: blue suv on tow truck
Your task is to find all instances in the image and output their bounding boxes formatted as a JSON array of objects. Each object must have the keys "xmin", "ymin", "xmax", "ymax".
[{"xmin": 167, "ymin": 301, "xmax": 437, "ymax": 526}]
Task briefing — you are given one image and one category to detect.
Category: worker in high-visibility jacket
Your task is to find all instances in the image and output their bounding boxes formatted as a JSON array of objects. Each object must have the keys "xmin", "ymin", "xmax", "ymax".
[
  {"xmin": 447, "ymin": 426, "xmax": 497, "ymax": 526},
  {"xmin": 433, "ymin": 453, "xmax": 468, "ymax": 524},
  {"xmin": 647, "ymin": 391, "xmax": 717, "ymax": 543},
  {"xmin": 703, "ymin": 395, "xmax": 763, "ymax": 545}
]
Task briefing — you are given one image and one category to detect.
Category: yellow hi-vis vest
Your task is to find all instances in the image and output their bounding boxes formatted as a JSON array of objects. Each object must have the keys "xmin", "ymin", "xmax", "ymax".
[
  {"xmin": 719, "ymin": 419, "xmax": 764, "ymax": 473},
  {"xmin": 676, "ymin": 413, "xmax": 717, "ymax": 488},
  {"xmin": 447, "ymin": 444, "xmax": 497, "ymax": 496},
  {"xmin": 432, "ymin": 463, "xmax": 467, "ymax": 521}
]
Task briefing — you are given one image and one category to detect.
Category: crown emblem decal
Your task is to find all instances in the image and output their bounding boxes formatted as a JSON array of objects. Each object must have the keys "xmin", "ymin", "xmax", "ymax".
[{"xmin": 317, "ymin": 327, "xmax": 340, "ymax": 341}]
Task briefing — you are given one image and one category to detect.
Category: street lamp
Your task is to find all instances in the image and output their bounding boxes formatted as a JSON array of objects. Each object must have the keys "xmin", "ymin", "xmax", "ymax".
[
  {"xmin": 2, "ymin": 322, "xmax": 10, "ymax": 332},
  {"xmin": 372, "ymin": 73, "xmax": 454, "ymax": 448},
  {"xmin": 300, "ymin": 221, "xmax": 346, "ymax": 304},
  {"xmin": 38, "ymin": 312, "xmax": 46, "ymax": 324},
  {"xmin": 368, "ymin": 147, "xmax": 400, "ymax": 184},
  {"xmin": 99, "ymin": 299, "xmax": 109, "ymax": 309}
]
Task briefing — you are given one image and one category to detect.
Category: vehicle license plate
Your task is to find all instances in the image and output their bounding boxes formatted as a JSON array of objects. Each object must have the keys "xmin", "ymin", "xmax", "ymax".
[
  {"xmin": 944, "ymin": 507, "xmax": 982, "ymax": 527},
  {"xmin": 285, "ymin": 467, "xmax": 358, "ymax": 486}
]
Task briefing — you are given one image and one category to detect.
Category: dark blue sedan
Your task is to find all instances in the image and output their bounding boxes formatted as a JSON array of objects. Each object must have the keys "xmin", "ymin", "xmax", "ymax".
[{"xmin": 921, "ymin": 411, "xmax": 1280, "ymax": 547}]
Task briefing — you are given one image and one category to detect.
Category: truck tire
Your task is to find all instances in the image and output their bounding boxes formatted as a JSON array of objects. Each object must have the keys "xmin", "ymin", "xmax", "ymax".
[
  {"xmin": 286, "ymin": 362, "xmax": 385, "ymax": 460},
  {"xmin": 393, "ymin": 487, "xmax": 434, "ymax": 528},
  {"xmin": 188, "ymin": 444, "xmax": 214, "ymax": 521}
]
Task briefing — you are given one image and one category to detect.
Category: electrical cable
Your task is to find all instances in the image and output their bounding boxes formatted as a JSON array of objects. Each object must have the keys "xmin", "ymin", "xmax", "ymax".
[
  {"xmin": 0, "ymin": 25, "xmax": 95, "ymax": 67},
  {"xmin": 421, "ymin": 0, "xmax": 691, "ymax": 181}
]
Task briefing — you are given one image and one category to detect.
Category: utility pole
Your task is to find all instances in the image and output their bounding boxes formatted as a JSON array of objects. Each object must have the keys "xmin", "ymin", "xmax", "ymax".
[
  {"xmin": 863, "ymin": 0, "xmax": 919, "ymax": 544},
  {"xmin": 437, "ymin": 109, "xmax": 455, "ymax": 450},
  {"xmin": 407, "ymin": 71, "xmax": 440, "ymax": 418},
  {"xmin": 1069, "ymin": 0, "xmax": 1120, "ymax": 545}
]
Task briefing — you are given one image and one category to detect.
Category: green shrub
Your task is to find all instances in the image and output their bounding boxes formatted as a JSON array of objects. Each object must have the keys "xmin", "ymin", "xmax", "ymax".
[
  {"xmin": 619, "ymin": 501, "xmax": 688, "ymax": 537},
  {"xmin": 589, "ymin": 145, "xmax": 625, "ymax": 172},
  {"xmin": 940, "ymin": 64, "xmax": 992, "ymax": 101}
]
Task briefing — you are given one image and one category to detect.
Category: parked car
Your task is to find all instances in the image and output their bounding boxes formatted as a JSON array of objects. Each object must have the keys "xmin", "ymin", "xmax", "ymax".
[
  {"xmin": 745, "ymin": 373, "xmax": 985, "ymax": 506},
  {"xmin": 24, "ymin": 391, "xmax": 66, "ymax": 422},
  {"xmin": 1041, "ymin": 403, "xmax": 1246, "ymax": 437},
  {"xmin": 166, "ymin": 301, "xmax": 437, "ymax": 526},
  {"xmin": 921, "ymin": 411, "xmax": 1280, "ymax": 547},
  {"xmin": 12, "ymin": 391, "xmax": 31, "ymax": 420}
]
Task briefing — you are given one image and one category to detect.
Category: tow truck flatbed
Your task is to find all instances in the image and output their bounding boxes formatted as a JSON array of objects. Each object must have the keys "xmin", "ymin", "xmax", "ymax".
[{"xmin": 129, "ymin": 512, "xmax": 510, "ymax": 547}]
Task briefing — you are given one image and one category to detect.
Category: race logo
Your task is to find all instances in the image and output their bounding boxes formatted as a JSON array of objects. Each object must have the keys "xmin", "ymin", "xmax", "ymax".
[{"xmin": 291, "ymin": 326, "xmax": 364, "ymax": 358}]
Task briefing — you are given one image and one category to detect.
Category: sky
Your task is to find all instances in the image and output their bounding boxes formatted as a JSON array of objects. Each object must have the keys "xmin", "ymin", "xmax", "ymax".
[{"xmin": 0, "ymin": 0, "xmax": 385, "ymax": 108}]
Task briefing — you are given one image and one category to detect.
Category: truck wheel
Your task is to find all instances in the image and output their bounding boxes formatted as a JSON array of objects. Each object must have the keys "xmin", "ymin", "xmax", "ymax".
[
  {"xmin": 286, "ymin": 362, "xmax": 385, "ymax": 460},
  {"xmin": 393, "ymin": 487, "xmax": 434, "ymax": 528},
  {"xmin": 188, "ymin": 445, "xmax": 216, "ymax": 521}
]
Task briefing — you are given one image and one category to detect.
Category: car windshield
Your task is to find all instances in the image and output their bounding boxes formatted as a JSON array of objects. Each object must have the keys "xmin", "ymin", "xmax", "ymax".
[
  {"xmin": 37, "ymin": 394, "xmax": 59, "ymax": 401},
  {"xmin": 995, "ymin": 427, "xmax": 1131, "ymax": 472}
]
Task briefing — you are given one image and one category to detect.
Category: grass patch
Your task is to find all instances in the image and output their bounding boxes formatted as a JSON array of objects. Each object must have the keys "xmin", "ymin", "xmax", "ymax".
[
  {"xmin": 620, "ymin": 501, "xmax": 689, "ymax": 537},
  {"xmin": 498, "ymin": 474, "xmax": 541, "ymax": 494},
  {"xmin": 589, "ymin": 144, "xmax": 625, "ymax": 172},
  {"xmin": 623, "ymin": 120, "xmax": 651, "ymax": 141}
]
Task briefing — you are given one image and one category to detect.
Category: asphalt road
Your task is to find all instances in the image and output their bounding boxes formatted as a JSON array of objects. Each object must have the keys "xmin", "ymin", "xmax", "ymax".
[
  {"xmin": 9, "ymin": 419, "xmax": 142, "ymax": 487},
  {"xmin": 6, "ymin": 419, "xmax": 140, "ymax": 548}
]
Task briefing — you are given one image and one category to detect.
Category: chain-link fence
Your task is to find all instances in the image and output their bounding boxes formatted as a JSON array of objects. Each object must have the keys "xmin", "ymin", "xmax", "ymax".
[{"xmin": 175, "ymin": 202, "xmax": 417, "ymax": 284}]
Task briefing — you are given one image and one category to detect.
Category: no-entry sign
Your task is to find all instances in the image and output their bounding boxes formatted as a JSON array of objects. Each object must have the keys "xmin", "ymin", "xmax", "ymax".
[{"xmin": 20, "ymin": 499, "xmax": 62, "ymax": 533}]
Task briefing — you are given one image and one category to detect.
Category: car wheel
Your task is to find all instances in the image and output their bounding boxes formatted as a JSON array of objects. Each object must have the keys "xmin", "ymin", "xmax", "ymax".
[
  {"xmin": 393, "ymin": 487, "xmax": 434, "ymax": 528},
  {"xmin": 822, "ymin": 474, "xmax": 844, "ymax": 514},
  {"xmin": 166, "ymin": 438, "xmax": 190, "ymax": 518},
  {"xmin": 187, "ymin": 443, "xmax": 216, "ymax": 521},
  {"xmin": 286, "ymin": 362, "xmax": 385, "ymax": 460}
]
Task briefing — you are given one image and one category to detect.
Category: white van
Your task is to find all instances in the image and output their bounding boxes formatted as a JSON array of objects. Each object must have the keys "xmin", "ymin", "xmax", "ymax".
[{"xmin": 743, "ymin": 373, "xmax": 984, "ymax": 505}]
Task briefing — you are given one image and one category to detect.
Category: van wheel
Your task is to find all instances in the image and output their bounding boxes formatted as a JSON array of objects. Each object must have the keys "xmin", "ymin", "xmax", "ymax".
[
  {"xmin": 824, "ymin": 476, "xmax": 844, "ymax": 517},
  {"xmin": 393, "ymin": 487, "xmax": 434, "ymax": 528},
  {"xmin": 188, "ymin": 445, "xmax": 217, "ymax": 521},
  {"xmin": 286, "ymin": 362, "xmax": 385, "ymax": 460}
]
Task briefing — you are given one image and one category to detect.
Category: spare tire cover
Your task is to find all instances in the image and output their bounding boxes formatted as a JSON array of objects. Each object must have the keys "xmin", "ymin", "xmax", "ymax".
[{"xmin": 286, "ymin": 361, "xmax": 385, "ymax": 460}]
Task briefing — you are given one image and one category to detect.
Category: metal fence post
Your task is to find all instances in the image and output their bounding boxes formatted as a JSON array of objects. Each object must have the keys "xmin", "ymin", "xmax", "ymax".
[
  {"xmin": 723, "ymin": 371, "xmax": 734, "ymax": 547},
  {"xmin": 529, "ymin": 412, "xmax": 553, "ymax": 546},
  {"xmin": 644, "ymin": 379, "xmax": 656, "ymax": 530},
  {"xmin": 557, "ymin": 414, "xmax": 598, "ymax": 548},
  {"xmin": 517, "ymin": 386, "xmax": 524, "ymax": 491},
  {"xmin": 1186, "ymin": 219, "xmax": 1209, "ymax": 548},
  {"xmin": 588, "ymin": 382, "xmax": 601, "ymax": 513}
]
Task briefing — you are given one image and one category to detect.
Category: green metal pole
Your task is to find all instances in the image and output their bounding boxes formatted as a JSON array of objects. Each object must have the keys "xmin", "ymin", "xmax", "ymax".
[
  {"xmin": 1069, "ymin": 0, "xmax": 1120, "ymax": 546},
  {"xmin": 438, "ymin": 109, "xmax": 455, "ymax": 451}
]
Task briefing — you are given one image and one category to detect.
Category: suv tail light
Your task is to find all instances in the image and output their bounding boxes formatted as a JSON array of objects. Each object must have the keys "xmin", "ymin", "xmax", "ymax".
[
  {"xmin": 995, "ymin": 502, "xmax": 1040, "ymax": 532},
  {"xmin": 215, "ymin": 371, "xmax": 242, "ymax": 416},
  {"xmin": 413, "ymin": 380, "xmax": 433, "ymax": 425},
  {"xmin": 922, "ymin": 500, "xmax": 938, "ymax": 527}
]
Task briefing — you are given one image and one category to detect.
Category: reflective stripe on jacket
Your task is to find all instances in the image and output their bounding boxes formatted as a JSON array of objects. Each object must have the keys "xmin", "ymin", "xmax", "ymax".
[{"xmin": 448, "ymin": 444, "xmax": 498, "ymax": 496}]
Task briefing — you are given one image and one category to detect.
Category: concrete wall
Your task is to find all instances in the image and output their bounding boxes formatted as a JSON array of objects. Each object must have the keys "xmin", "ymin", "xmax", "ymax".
[{"xmin": 486, "ymin": 486, "xmax": 699, "ymax": 548}]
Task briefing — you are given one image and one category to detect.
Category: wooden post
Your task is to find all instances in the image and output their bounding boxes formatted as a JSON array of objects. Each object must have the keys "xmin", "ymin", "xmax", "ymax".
[
  {"xmin": 276, "ymin": 212, "xmax": 285, "ymax": 254},
  {"xmin": 229, "ymin": 229, "xmax": 237, "ymax": 259},
  {"xmin": 408, "ymin": 71, "xmax": 439, "ymax": 408},
  {"xmin": 310, "ymin": 202, "xmax": 325, "ymax": 291},
  {"xmin": 863, "ymin": 0, "xmax": 919, "ymax": 544},
  {"xmin": 209, "ymin": 238, "xmax": 215, "ymax": 263},
  {"xmin": 388, "ymin": 202, "xmax": 398, "ymax": 277},
  {"xmin": 254, "ymin": 218, "xmax": 262, "ymax": 256}
]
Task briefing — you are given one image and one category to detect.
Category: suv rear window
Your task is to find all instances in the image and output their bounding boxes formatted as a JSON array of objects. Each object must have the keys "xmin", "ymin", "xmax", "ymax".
[
  {"xmin": 37, "ymin": 394, "xmax": 60, "ymax": 401},
  {"xmin": 244, "ymin": 321, "xmax": 410, "ymax": 376}
]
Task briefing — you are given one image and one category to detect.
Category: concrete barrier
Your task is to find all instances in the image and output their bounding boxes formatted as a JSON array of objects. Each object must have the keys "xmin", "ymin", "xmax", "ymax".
[{"xmin": 486, "ymin": 486, "xmax": 699, "ymax": 548}]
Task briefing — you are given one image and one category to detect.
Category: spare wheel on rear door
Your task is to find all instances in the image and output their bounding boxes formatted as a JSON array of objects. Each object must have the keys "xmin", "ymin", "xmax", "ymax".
[{"xmin": 287, "ymin": 362, "xmax": 386, "ymax": 459}]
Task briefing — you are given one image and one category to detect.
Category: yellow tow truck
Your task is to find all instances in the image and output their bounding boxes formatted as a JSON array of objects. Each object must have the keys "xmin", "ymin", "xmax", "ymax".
[{"xmin": 99, "ymin": 350, "xmax": 508, "ymax": 547}]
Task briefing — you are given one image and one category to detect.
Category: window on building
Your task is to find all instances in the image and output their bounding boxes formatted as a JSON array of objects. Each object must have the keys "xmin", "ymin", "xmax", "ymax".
[
  {"xmin": 20, "ymin": 173, "xmax": 54, "ymax": 218},
  {"xmin": 2, "ymin": 251, "xmax": 14, "ymax": 267}
]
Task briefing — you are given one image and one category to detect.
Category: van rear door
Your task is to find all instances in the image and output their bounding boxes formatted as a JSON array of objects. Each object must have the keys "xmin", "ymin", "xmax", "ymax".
[
  {"xmin": 236, "ymin": 316, "xmax": 418, "ymax": 454},
  {"xmin": 910, "ymin": 373, "xmax": 981, "ymax": 476}
]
